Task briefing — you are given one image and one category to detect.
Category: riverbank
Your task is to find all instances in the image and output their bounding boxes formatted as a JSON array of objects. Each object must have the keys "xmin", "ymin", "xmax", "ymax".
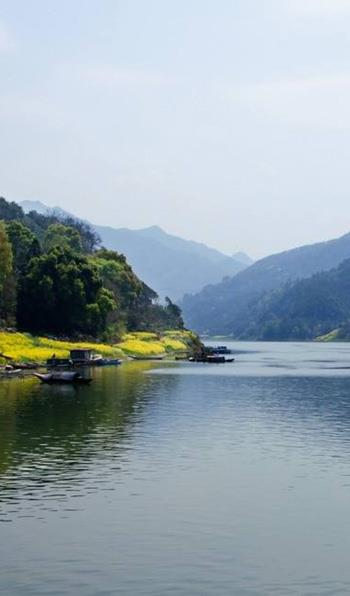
[{"xmin": 0, "ymin": 330, "xmax": 200, "ymax": 365}]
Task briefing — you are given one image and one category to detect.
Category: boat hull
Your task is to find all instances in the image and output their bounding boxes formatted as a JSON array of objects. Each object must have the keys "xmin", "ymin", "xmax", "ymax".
[{"xmin": 34, "ymin": 373, "xmax": 92, "ymax": 385}]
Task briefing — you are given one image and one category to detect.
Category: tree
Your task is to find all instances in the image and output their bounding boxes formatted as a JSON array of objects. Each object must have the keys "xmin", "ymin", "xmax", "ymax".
[
  {"xmin": 0, "ymin": 197, "xmax": 24, "ymax": 222},
  {"xmin": 0, "ymin": 221, "xmax": 14, "ymax": 324},
  {"xmin": 164, "ymin": 297, "xmax": 184, "ymax": 329},
  {"xmin": 5, "ymin": 221, "xmax": 40, "ymax": 274},
  {"xmin": 60, "ymin": 216, "xmax": 100, "ymax": 253},
  {"xmin": 18, "ymin": 246, "xmax": 115, "ymax": 335},
  {"xmin": 43, "ymin": 223, "xmax": 83, "ymax": 254}
]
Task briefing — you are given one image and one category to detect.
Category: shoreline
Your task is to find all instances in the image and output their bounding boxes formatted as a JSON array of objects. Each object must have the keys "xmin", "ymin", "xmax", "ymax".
[{"xmin": 0, "ymin": 330, "xmax": 201, "ymax": 366}]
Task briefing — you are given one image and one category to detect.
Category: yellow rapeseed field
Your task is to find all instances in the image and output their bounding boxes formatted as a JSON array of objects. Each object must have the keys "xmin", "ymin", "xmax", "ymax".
[
  {"xmin": 117, "ymin": 331, "xmax": 190, "ymax": 356},
  {"xmin": 0, "ymin": 330, "xmax": 196, "ymax": 363},
  {"xmin": 0, "ymin": 332, "xmax": 122, "ymax": 364}
]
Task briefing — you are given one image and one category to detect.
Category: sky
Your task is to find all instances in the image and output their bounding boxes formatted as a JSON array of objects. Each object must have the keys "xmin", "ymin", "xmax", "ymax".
[{"xmin": 1, "ymin": 0, "xmax": 350, "ymax": 259}]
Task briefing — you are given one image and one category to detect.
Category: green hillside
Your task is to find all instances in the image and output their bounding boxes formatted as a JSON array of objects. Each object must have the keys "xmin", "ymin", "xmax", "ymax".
[
  {"xmin": 0, "ymin": 197, "xmax": 184, "ymax": 339},
  {"xmin": 182, "ymin": 231, "xmax": 350, "ymax": 337},
  {"xmin": 201, "ymin": 258, "xmax": 350, "ymax": 341}
]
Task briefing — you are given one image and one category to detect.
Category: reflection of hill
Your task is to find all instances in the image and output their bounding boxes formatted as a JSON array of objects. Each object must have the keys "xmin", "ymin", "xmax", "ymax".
[{"xmin": 0, "ymin": 364, "xmax": 178, "ymax": 509}]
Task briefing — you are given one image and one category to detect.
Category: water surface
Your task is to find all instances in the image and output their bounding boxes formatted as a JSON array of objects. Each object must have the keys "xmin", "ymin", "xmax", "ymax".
[{"xmin": 1, "ymin": 342, "xmax": 350, "ymax": 595}]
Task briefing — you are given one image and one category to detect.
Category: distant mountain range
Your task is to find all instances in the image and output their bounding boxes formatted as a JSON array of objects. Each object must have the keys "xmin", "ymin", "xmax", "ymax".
[
  {"xmin": 19, "ymin": 200, "xmax": 252, "ymax": 301},
  {"xmin": 181, "ymin": 231, "xmax": 350, "ymax": 338},
  {"xmin": 242, "ymin": 257, "xmax": 350, "ymax": 341}
]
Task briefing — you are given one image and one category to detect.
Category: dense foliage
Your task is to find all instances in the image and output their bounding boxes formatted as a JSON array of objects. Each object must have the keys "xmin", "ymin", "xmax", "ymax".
[
  {"xmin": 0, "ymin": 222, "xmax": 13, "ymax": 323},
  {"xmin": 183, "ymin": 257, "xmax": 350, "ymax": 341},
  {"xmin": 241, "ymin": 259, "xmax": 350, "ymax": 341},
  {"xmin": 182, "ymin": 230, "xmax": 350, "ymax": 337},
  {"xmin": 0, "ymin": 197, "xmax": 100, "ymax": 253},
  {"xmin": 0, "ymin": 197, "xmax": 185, "ymax": 337}
]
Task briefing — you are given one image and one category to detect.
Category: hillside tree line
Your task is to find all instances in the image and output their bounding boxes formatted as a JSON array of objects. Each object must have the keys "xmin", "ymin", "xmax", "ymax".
[{"xmin": 0, "ymin": 197, "xmax": 184, "ymax": 338}]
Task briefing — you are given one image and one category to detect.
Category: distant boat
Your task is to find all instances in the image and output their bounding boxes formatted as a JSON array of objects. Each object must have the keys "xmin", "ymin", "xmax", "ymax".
[
  {"xmin": 34, "ymin": 372, "xmax": 92, "ymax": 385},
  {"xmin": 69, "ymin": 349, "xmax": 104, "ymax": 366},
  {"xmin": 210, "ymin": 346, "xmax": 232, "ymax": 355},
  {"xmin": 68, "ymin": 350, "xmax": 122, "ymax": 367},
  {"xmin": 98, "ymin": 358, "xmax": 122, "ymax": 366},
  {"xmin": 130, "ymin": 355, "xmax": 165, "ymax": 361},
  {"xmin": 189, "ymin": 355, "xmax": 235, "ymax": 364}
]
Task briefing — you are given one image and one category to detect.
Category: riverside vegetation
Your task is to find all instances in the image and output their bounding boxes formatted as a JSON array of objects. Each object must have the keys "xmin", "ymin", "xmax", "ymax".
[
  {"xmin": 0, "ymin": 330, "xmax": 198, "ymax": 364},
  {"xmin": 182, "ymin": 229, "xmax": 350, "ymax": 341},
  {"xmin": 0, "ymin": 197, "xmax": 200, "ymax": 359}
]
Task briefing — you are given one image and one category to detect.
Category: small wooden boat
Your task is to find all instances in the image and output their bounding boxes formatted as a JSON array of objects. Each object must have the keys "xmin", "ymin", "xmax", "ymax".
[
  {"xmin": 34, "ymin": 372, "xmax": 92, "ymax": 385},
  {"xmin": 99, "ymin": 358, "xmax": 122, "ymax": 366}
]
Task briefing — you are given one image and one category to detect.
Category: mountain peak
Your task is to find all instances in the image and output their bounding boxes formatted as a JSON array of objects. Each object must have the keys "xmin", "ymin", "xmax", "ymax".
[
  {"xmin": 139, "ymin": 225, "xmax": 166, "ymax": 237},
  {"xmin": 20, "ymin": 200, "xmax": 50, "ymax": 214},
  {"xmin": 232, "ymin": 251, "xmax": 253, "ymax": 266}
]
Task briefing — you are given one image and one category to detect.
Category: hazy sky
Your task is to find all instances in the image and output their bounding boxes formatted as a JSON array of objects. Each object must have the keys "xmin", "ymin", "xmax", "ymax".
[{"xmin": 1, "ymin": 0, "xmax": 350, "ymax": 258}]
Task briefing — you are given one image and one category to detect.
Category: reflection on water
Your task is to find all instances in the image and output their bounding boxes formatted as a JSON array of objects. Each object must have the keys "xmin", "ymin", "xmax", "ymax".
[
  {"xmin": 0, "ymin": 362, "xmax": 173, "ymax": 517},
  {"xmin": 1, "ymin": 344, "xmax": 350, "ymax": 595}
]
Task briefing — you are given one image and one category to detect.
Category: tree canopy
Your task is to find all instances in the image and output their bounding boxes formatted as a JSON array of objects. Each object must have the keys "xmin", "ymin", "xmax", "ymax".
[
  {"xmin": 18, "ymin": 246, "xmax": 115, "ymax": 335},
  {"xmin": 0, "ymin": 222, "xmax": 14, "ymax": 324},
  {"xmin": 43, "ymin": 223, "xmax": 83, "ymax": 254},
  {"xmin": 0, "ymin": 197, "xmax": 185, "ymax": 338}
]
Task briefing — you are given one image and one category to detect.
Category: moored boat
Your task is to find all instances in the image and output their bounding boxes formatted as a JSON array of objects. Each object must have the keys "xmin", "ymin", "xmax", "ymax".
[
  {"xmin": 34, "ymin": 372, "xmax": 92, "ymax": 385},
  {"xmin": 208, "ymin": 345, "xmax": 232, "ymax": 355},
  {"xmin": 0, "ymin": 367, "xmax": 23, "ymax": 377},
  {"xmin": 98, "ymin": 358, "xmax": 122, "ymax": 366},
  {"xmin": 189, "ymin": 355, "xmax": 235, "ymax": 364},
  {"xmin": 47, "ymin": 357, "xmax": 72, "ymax": 368},
  {"xmin": 129, "ymin": 355, "xmax": 165, "ymax": 361}
]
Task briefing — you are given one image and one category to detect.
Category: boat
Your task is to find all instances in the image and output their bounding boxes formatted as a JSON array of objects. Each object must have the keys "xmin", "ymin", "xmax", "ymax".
[
  {"xmin": 0, "ymin": 367, "xmax": 23, "ymax": 377},
  {"xmin": 211, "ymin": 345, "xmax": 232, "ymax": 355},
  {"xmin": 13, "ymin": 362, "xmax": 39, "ymax": 370},
  {"xmin": 89, "ymin": 357, "xmax": 122, "ymax": 366},
  {"xmin": 99, "ymin": 358, "xmax": 122, "ymax": 366},
  {"xmin": 89, "ymin": 354, "xmax": 105, "ymax": 365},
  {"xmin": 69, "ymin": 349, "xmax": 102, "ymax": 366},
  {"xmin": 47, "ymin": 357, "xmax": 72, "ymax": 368},
  {"xmin": 129, "ymin": 355, "xmax": 165, "ymax": 361},
  {"xmin": 69, "ymin": 349, "xmax": 113, "ymax": 366},
  {"xmin": 0, "ymin": 353, "xmax": 38, "ymax": 371},
  {"xmin": 34, "ymin": 372, "xmax": 92, "ymax": 385},
  {"xmin": 189, "ymin": 355, "xmax": 235, "ymax": 364}
]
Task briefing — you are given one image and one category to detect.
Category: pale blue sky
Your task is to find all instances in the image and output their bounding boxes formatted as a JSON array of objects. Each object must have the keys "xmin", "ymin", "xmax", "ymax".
[{"xmin": 1, "ymin": 0, "xmax": 350, "ymax": 257}]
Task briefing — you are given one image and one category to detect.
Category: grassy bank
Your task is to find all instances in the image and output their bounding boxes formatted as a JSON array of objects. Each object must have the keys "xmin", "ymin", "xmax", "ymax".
[
  {"xmin": 0, "ymin": 329, "xmax": 199, "ymax": 364},
  {"xmin": 315, "ymin": 329, "xmax": 345, "ymax": 342}
]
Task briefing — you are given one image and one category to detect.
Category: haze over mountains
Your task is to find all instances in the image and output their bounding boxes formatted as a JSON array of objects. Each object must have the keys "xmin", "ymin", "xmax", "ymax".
[
  {"xmin": 19, "ymin": 201, "xmax": 251, "ymax": 301},
  {"xmin": 182, "ymin": 231, "xmax": 350, "ymax": 339}
]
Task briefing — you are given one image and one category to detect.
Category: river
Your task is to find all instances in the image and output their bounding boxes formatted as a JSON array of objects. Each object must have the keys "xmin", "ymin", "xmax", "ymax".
[{"xmin": 1, "ymin": 341, "xmax": 350, "ymax": 595}]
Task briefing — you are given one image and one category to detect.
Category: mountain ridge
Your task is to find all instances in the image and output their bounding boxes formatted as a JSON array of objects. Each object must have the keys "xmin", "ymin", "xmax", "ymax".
[{"xmin": 181, "ymin": 230, "xmax": 350, "ymax": 335}]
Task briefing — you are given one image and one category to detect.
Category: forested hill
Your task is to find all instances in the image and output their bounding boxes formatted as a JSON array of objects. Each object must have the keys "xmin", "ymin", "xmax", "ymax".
[
  {"xmin": 0, "ymin": 197, "xmax": 184, "ymax": 338},
  {"xmin": 239, "ymin": 258, "xmax": 350, "ymax": 341},
  {"xmin": 182, "ymin": 231, "xmax": 350, "ymax": 336},
  {"xmin": 19, "ymin": 200, "xmax": 249, "ymax": 301}
]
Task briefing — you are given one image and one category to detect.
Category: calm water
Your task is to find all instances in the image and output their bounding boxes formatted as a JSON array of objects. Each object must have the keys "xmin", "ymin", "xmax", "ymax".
[{"xmin": 1, "ymin": 342, "xmax": 350, "ymax": 595}]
